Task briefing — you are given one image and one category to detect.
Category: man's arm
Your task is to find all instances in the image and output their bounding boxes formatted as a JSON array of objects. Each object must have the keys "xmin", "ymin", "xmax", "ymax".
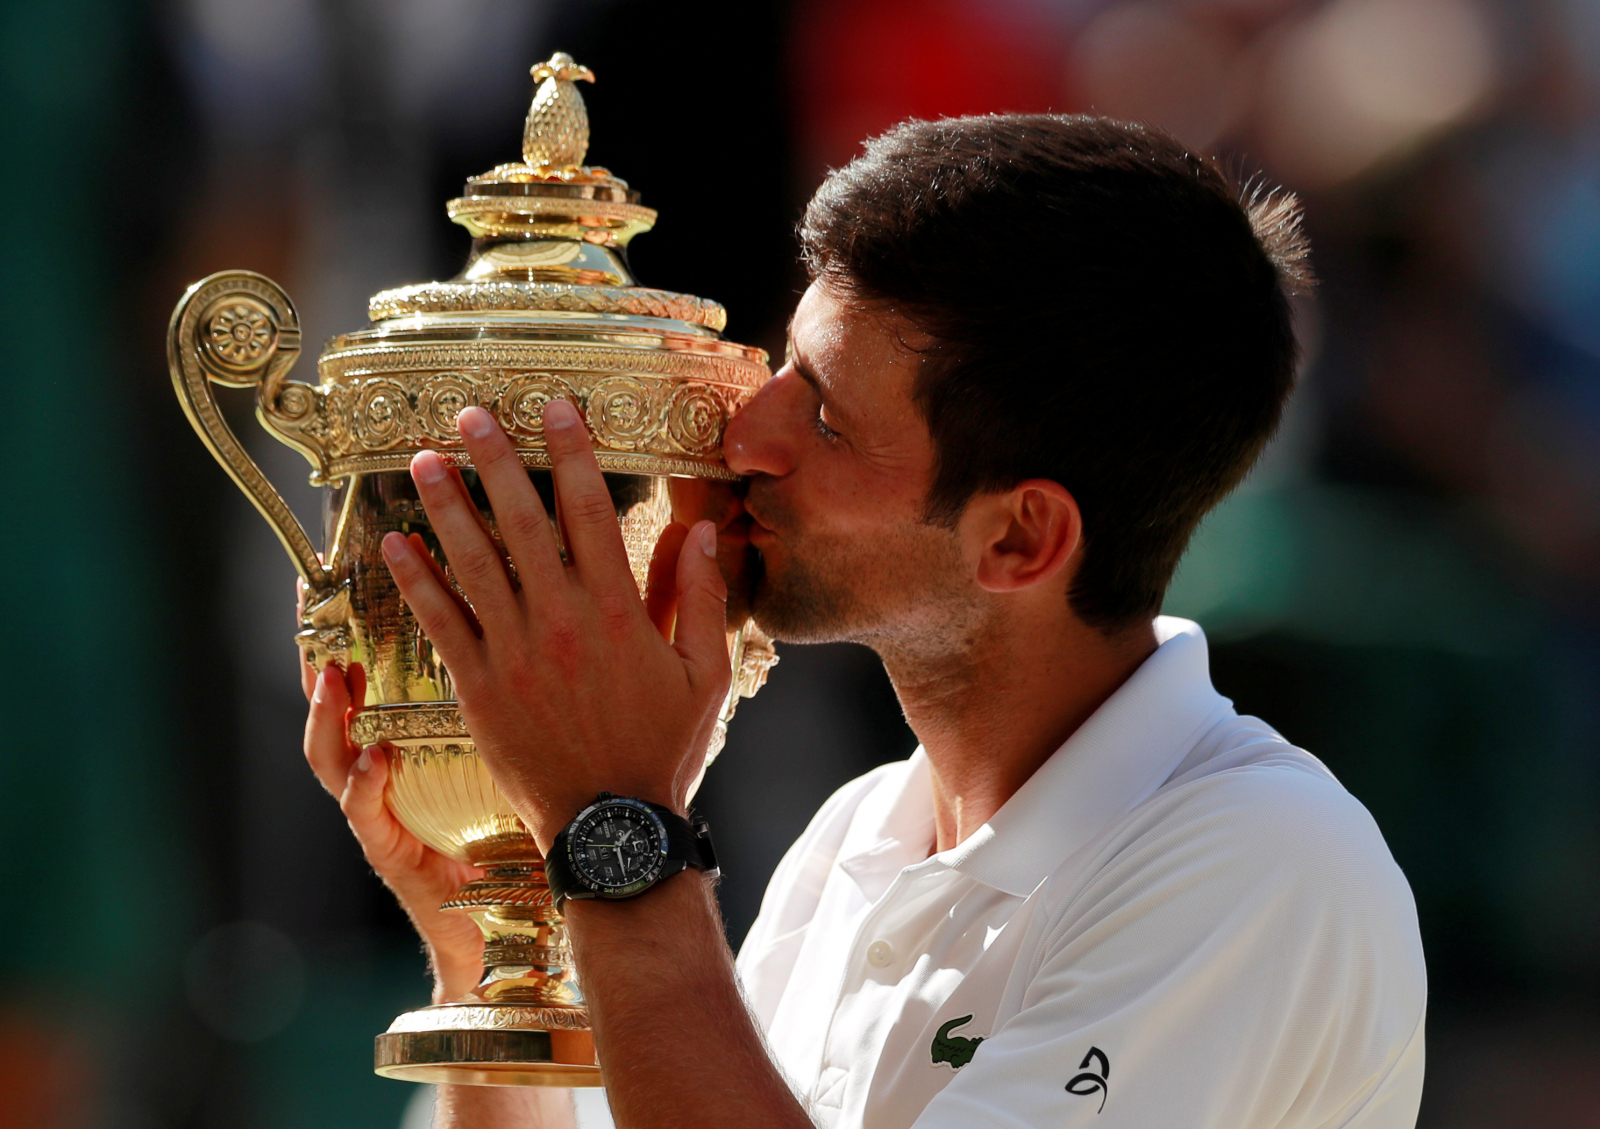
[
  {"xmin": 434, "ymin": 1085, "xmax": 576, "ymax": 1128},
  {"xmin": 300, "ymin": 657, "xmax": 484, "ymax": 1003},
  {"xmin": 380, "ymin": 401, "xmax": 813, "ymax": 1129},
  {"xmin": 430, "ymin": 876, "xmax": 801, "ymax": 1129},
  {"xmin": 300, "ymin": 651, "xmax": 576, "ymax": 1127},
  {"xmin": 565, "ymin": 876, "xmax": 807, "ymax": 1129},
  {"xmin": 426, "ymin": 877, "xmax": 800, "ymax": 1129}
]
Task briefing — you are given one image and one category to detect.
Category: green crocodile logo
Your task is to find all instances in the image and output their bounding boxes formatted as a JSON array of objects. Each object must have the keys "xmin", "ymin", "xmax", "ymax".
[{"xmin": 931, "ymin": 1014, "xmax": 985, "ymax": 1069}]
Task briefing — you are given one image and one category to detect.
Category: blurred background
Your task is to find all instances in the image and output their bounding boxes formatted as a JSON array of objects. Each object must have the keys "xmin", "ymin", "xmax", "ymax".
[{"xmin": 3, "ymin": 0, "xmax": 1599, "ymax": 1124}]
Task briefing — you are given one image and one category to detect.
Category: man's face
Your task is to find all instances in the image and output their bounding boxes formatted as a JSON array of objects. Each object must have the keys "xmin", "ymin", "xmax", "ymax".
[{"xmin": 722, "ymin": 283, "xmax": 975, "ymax": 647}]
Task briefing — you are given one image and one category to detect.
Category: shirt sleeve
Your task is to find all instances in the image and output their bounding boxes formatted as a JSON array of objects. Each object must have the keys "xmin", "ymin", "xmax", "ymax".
[{"xmin": 909, "ymin": 764, "xmax": 1427, "ymax": 1129}]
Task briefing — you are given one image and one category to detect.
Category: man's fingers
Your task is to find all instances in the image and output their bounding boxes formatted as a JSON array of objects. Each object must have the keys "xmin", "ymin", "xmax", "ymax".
[
  {"xmin": 305, "ymin": 666, "xmax": 357, "ymax": 796},
  {"xmin": 457, "ymin": 406, "xmax": 565, "ymax": 589},
  {"xmin": 410, "ymin": 449, "xmax": 522, "ymax": 631},
  {"xmin": 410, "ymin": 532, "xmax": 482, "ymax": 636},
  {"xmin": 347, "ymin": 660, "xmax": 367, "ymax": 716},
  {"xmin": 339, "ymin": 745, "xmax": 407, "ymax": 864},
  {"xmin": 673, "ymin": 520, "xmax": 733, "ymax": 700},
  {"xmin": 645, "ymin": 523, "xmax": 689, "ymax": 640},
  {"xmin": 383, "ymin": 531, "xmax": 485, "ymax": 677},
  {"xmin": 542, "ymin": 400, "xmax": 637, "ymax": 599}
]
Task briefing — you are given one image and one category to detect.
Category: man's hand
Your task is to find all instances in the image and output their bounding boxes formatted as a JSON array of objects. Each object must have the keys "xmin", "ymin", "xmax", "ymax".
[
  {"xmin": 376, "ymin": 402, "xmax": 810, "ymax": 1129},
  {"xmin": 299, "ymin": 651, "xmax": 485, "ymax": 1002},
  {"xmin": 378, "ymin": 400, "xmax": 733, "ymax": 846}
]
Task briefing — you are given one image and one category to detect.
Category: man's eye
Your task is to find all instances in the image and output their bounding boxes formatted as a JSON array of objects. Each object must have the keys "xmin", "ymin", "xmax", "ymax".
[{"xmin": 814, "ymin": 411, "xmax": 841, "ymax": 441}]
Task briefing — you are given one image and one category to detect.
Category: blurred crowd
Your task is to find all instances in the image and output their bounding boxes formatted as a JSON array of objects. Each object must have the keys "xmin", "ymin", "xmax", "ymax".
[{"xmin": 2, "ymin": 0, "xmax": 1598, "ymax": 1126}]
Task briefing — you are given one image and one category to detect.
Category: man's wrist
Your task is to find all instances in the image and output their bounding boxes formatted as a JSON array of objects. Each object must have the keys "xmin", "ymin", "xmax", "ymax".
[{"xmin": 561, "ymin": 865, "xmax": 720, "ymax": 938}]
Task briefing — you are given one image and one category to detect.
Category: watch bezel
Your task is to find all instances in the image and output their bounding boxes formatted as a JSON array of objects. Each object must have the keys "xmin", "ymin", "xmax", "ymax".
[{"xmin": 562, "ymin": 796, "xmax": 672, "ymax": 898}]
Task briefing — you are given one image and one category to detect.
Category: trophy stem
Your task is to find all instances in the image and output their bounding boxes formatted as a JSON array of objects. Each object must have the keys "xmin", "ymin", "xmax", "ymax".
[
  {"xmin": 375, "ymin": 854, "xmax": 601, "ymax": 1086},
  {"xmin": 449, "ymin": 859, "xmax": 585, "ymax": 1008}
]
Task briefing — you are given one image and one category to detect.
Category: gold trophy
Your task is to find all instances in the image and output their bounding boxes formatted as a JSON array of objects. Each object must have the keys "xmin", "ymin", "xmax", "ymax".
[{"xmin": 168, "ymin": 53, "xmax": 775, "ymax": 1086}]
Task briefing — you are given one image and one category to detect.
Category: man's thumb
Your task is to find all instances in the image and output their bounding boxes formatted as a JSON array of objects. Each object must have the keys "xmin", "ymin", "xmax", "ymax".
[{"xmin": 673, "ymin": 520, "xmax": 732, "ymax": 696}]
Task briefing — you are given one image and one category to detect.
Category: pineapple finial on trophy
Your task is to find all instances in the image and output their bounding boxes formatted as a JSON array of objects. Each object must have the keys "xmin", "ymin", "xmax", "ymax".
[{"xmin": 524, "ymin": 51, "xmax": 596, "ymax": 171}]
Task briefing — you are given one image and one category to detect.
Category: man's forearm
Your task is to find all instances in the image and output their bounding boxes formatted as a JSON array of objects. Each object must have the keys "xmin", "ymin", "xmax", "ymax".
[
  {"xmin": 434, "ymin": 1084, "xmax": 576, "ymax": 1129},
  {"xmin": 566, "ymin": 874, "xmax": 813, "ymax": 1129}
]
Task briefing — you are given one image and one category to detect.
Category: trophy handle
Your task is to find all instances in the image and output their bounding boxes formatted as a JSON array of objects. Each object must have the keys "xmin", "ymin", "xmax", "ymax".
[{"xmin": 167, "ymin": 270, "xmax": 335, "ymax": 596}]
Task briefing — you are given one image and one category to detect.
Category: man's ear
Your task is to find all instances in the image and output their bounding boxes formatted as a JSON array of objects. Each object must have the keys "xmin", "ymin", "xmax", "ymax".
[{"xmin": 969, "ymin": 479, "xmax": 1082, "ymax": 593}]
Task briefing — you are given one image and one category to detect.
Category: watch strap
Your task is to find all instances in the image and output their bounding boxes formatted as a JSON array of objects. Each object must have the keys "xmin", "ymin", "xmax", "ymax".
[{"xmin": 662, "ymin": 804, "xmax": 719, "ymax": 878}]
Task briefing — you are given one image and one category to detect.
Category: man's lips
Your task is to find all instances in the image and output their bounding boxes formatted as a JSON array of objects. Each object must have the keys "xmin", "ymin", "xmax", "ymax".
[
  {"xmin": 720, "ymin": 512, "xmax": 755, "ymax": 546},
  {"xmin": 740, "ymin": 506, "xmax": 776, "ymax": 545},
  {"xmin": 740, "ymin": 491, "xmax": 777, "ymax": 534},
  {"xmin": 716, "ymin": 493, "xmax": 748, "ymax": 528},
  {"xmin": 722, "ymin": 511, "xmax": 771, "ymax": 547}
]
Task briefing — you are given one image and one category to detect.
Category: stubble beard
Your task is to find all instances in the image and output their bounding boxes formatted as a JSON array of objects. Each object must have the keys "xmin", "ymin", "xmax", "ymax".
[
  {"xmin": 745, "ymin": 518, "xmax": 983, "ymax": 671},
  {"xmin": 746, "ymin": 539, "xmax": 867, "ymax": 645}
]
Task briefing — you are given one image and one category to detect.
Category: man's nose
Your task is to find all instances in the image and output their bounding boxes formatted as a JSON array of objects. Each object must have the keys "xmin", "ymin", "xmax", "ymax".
[{"xmin": 725, "ymin": 368, "xmax": 801, "ymax": 478}]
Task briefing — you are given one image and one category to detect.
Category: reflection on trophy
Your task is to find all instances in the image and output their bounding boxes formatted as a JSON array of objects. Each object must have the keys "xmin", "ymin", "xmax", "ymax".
[{"xmin": 167, "ymin": 52, "xmax": 776, "ymax": 1086}]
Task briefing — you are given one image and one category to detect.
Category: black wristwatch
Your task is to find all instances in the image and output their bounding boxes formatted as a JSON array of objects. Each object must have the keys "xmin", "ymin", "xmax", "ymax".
[{"xmin": 545, "ymin": 793, "xmax": 719, "ymax": 910}]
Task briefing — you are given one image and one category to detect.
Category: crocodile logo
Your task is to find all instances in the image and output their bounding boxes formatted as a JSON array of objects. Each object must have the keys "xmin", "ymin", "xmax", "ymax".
[{"xmin": 931, "ymin": 1014, "xmax": 986, "ymax": 1069}]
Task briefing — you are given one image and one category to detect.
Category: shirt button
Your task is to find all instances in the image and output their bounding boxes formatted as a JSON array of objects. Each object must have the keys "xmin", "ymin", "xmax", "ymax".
[{"xmin": 866, "ymin": 940, "xmax": 894, "ymax": 968}]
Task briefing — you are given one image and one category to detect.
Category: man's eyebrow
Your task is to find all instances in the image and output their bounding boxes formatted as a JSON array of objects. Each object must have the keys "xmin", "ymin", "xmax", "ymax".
[
  {"xmin": 790, "ymin": 348, "xmax": 822, "ymax": 394},
  {"xmin": 789, "ymin": 342, "xmax": 850, "ymax": 421},
  {"xmin": 784, "ymin": 323, "xmax": 825, "ymax": 397},
  {"xmin": 785, "ymin": 316, "xmax": 853, "ymax": 423}
]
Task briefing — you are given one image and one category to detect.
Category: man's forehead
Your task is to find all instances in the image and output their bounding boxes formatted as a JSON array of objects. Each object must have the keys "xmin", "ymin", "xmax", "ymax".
[
  {"xmin": 787, "ymin": 283, "xmax": 930, "ymax": 442},
  {"xmin": 789, "ymin": 282, "xmax": 927, "ymax": 370}
]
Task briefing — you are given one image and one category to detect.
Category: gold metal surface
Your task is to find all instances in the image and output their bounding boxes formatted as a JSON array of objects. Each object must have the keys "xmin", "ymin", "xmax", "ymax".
[
  {"xmin": 368, "ymin": 281, "xmax": 729, "ymax": 330},
  {"xmin": 168, "ymin": 51, "xmax": 777, "ymax": 1087},
  {"xmin": 296, "ymin": 336, "xmax": 765, "ymax": 483}
]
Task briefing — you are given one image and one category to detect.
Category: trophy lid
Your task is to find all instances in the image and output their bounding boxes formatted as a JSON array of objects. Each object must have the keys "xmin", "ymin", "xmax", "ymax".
[
  {"xmin": 265, "ymin": 53, "xmax": 768, "ymax": 485},
  {"xmin": 441, "ymin": 52, "xmax": 658, "ymax": 250}
]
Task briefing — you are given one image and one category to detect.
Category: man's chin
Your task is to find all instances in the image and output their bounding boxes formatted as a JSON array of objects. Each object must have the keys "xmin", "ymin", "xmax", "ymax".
[{"xmin": 748, "ymin": 575, "xmax": 856, "ymax": 646}]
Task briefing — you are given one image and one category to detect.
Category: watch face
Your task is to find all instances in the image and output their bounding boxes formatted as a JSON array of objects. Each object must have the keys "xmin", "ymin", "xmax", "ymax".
[{"xmin": 567, "ymin": 799, "xmax": 669, "ymax": 896}]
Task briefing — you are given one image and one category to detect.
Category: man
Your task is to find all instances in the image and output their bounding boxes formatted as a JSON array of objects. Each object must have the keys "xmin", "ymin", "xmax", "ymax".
[{"xmin": 302, "ymin": 115, "xmax": 1425, "ymax": 1128}]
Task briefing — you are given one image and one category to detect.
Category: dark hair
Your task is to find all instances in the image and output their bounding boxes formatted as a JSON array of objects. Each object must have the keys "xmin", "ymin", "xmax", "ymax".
[{"xmin": 800, "ymin": 114, "xmax": 1311, "ymax": 630}]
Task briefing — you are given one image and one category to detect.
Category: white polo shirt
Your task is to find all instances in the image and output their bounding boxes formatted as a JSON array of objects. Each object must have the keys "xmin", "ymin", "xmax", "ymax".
[{"xmin": 733, "ymin": 617, "xmax": 1426, "ymax": 1128}]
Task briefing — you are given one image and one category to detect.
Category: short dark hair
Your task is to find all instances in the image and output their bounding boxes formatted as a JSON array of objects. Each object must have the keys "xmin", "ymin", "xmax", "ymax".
[{"xmin": 799, "ymin": 114, "xmax": 1310, "ymax": 630}]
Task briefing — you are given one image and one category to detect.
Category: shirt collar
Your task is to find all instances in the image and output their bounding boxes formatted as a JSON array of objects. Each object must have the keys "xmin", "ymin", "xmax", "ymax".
[
  {"xmin": 836, "ymin": 750, "xmax": 937, "ymax": 903},
  {"xmin": 839, "ymin": 617, "xmax": 1233, "ymax": 901}
]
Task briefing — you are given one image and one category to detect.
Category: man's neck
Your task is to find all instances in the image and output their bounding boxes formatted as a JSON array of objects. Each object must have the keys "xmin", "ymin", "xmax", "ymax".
[{"xmin": 879, "ymin": 612, "xmax": 1158, "ymax": 854}]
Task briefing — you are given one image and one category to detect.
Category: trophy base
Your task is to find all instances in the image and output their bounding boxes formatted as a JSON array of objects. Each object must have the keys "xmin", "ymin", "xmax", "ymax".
[{"xmin": 375, "ymin": 1003, "xmax": 601, "ymax": 1087}]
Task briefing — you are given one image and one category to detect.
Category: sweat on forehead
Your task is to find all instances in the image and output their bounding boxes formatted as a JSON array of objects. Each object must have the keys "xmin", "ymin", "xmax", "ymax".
[{"xmin": 791, "ymin": 284, "xmax": 934, "ymax": 365}]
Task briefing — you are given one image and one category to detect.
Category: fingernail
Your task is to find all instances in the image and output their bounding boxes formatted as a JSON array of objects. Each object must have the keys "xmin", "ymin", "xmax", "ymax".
[
  {"xmin": 544, "ymin": 399, "xmax": 579, "ymax": 429},
  {"xmin": 382, "ymin": 532, "xmax": 410, "ymax": 561},
  {"xmin": 698, "ymin": 521, "xmax": 718, "ymax": 558},
  {"xmin": 312, "ymin": 669, "xmax": 328, "ymax": 703},
  {"xmin": 412, "ymin": 450, "xmax": 447, "ymax": 485},
  {"xmin": 357, "ymin": 745, "xmax": 374, "ymax": 772},
  {"xmin": 459, "ymin": 406, "xmax": 495, "ymax": 439}
]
